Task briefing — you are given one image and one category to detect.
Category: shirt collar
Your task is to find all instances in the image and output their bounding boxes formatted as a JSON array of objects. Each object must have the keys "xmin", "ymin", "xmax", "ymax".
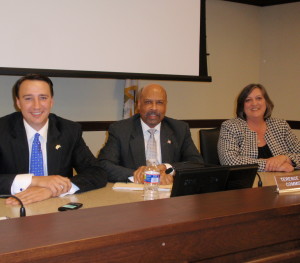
[
  {"xmin": 23, "ymin": 119, "xmax": 49, "ymax": 142},
  {"xmin": 140, "ymin": 119, "xmax": 161, "ymax": 135}
]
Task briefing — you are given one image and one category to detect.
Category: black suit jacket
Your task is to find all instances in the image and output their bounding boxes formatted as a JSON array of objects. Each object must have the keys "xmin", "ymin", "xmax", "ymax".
[
  {"xmin": 0, "ymin": 112, "xmax": 107, "ymax": 194},
  {"xmin": 97, "ymin": 114, "xmax": 203, "ymax": 182}
]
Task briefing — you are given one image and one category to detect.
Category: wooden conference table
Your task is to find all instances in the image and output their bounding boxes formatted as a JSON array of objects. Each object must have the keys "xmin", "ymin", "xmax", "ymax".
[
  {"xmin": 0, "ymin": 171, "xmax": 300, "ymax": 262},
  {"xmin": 0, "ymin": 170, "xmax": 282, "ymax": 218}
]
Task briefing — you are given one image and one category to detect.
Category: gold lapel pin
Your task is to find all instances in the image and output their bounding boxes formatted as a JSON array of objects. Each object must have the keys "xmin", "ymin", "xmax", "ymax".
[{"xmin": 55, "ymin": 145, "xmax": 61, "ymax": 150}]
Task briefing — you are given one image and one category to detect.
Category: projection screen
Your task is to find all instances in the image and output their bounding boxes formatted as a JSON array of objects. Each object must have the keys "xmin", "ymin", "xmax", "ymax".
[{"xmin": 0, "ymin": 0, "xmax": 210, "ymax": 81}]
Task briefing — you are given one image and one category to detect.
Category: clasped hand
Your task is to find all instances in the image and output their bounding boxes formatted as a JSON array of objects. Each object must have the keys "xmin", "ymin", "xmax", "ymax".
[
  {"xmin": 6, "ymin": 175, "xmax": 72, "ymax": 205},
  {"xmin": 265, "ymin": 155, "xmax": 294, "ymax": 172},
  {"xmin": 31, "ymin": 175, "xmax": 72, "ymax": 196}
]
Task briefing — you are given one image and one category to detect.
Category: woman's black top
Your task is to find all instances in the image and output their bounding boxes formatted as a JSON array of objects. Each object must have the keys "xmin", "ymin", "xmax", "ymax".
[{"xmin": 258, "ymin": 144, "xmax": 273, "ymax": 159}]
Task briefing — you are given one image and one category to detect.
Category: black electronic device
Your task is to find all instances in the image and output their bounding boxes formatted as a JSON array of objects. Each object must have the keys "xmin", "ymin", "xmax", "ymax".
[
  {"xmin": 170, "ymin": 163, "xmax": 229, "ymax": 197},
  {"xmin": 58, "ymin": 202, "xmax": 83, "ymax": 211},
  {"xmin": 170, "ymin": 162, "xmax": 260, "ymax": 197},
  {"xmin": 225, "ymin": 164, "xmax": 259, "ymax": 190}
]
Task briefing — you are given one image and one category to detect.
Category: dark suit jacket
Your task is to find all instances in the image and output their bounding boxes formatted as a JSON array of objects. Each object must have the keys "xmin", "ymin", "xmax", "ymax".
[
  {"xmin": 97, "ymin": 114, "xmax": 203, "ymax": 182},
  {"xmin": 0, "ymin": 112, "xmax": 107, "ymax": 194}
]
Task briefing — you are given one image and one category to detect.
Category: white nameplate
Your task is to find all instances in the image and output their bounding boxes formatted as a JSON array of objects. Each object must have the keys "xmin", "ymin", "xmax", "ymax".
[{"xmin": 274, "ymin": 175, "xmax": 300, "ymax": 194}]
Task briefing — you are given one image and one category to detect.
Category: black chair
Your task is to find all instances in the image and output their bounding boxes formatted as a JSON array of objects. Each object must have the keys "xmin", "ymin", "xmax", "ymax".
[{"xmin": 199, "ymin": 128, "xmax": 220, "ymax": 165}]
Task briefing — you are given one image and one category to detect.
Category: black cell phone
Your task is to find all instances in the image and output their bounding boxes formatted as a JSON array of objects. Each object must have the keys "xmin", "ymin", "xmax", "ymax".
[{"xmin": 58, "ymin": 202, "xmax": 83, "ymax": 211}]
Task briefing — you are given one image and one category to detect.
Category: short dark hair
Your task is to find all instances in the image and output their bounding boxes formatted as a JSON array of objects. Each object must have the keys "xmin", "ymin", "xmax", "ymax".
[
  {"xmin": 236, "ymin": 83, "xmax": 274, "ymax": 120},
  {"xmin": 13, "ymin": 74, "xmax": 54, "ymax": 98}
]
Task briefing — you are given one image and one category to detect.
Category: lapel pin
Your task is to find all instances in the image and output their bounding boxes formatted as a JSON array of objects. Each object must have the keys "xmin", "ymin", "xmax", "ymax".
[
  {"xmin": 167, "ymin": 140, "xmax": 172, "ymax": 144},
  {"xmin": 55, "ymin": 145, "xmax": 61, "ymax": 150}
]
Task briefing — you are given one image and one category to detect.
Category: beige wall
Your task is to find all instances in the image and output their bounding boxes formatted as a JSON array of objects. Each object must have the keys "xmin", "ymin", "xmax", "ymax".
[
  {"xmin": 0, "ymin": 0, "xmax": 299, "ymax": 156},
  {"xmin": 260, "ymin": 3, "xmax": 300, "ymax": 121}
]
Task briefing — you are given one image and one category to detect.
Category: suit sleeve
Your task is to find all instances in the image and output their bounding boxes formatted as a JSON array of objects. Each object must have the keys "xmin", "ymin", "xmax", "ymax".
[
  {"xmin": 0, "ymin": 175, "xmax": 17, "ymax": 195},
  {"xmin": 97, "ymin": 125, "xmax": 135, "ymax": 182},
  {"xmin": 69, "ymin": 126, "xmax": 107, "ymax": 193},
  {"xmin": 179, "ymin": 122, "xmax": 203, "ymax": 163},
  {"xmin": 0, "ymin": 114, "xmax": 22, "ymax": 194},
  {"xmin": 169, "ymin": 121, "xmax": 203, "ymax": 169}
]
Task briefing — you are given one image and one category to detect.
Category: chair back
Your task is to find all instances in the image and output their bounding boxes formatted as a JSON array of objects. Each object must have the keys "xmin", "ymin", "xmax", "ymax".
[{"xmin": 199, "ymin": 128, "xmax": 220, "ymax": 165}]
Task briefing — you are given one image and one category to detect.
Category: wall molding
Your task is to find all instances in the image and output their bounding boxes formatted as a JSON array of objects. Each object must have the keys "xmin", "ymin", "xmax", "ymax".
[{"xmin": 78, "ymin": 119, "xmax": 300, "ymax": 131}]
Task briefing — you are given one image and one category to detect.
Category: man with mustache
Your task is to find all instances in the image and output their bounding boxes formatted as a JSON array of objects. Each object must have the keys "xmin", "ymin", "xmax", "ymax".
[{"xmin": 97, "ymin": 84, "xmax": 202, "ymax": 184}]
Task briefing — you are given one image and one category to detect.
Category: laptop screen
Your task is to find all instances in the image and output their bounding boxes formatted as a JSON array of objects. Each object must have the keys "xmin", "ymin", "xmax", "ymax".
[
  {"xmin": 170, "ymin": 163, "xmax": 229, "ymax": 197},
  {"xmin": 170, "ymin": 163, "xmax": 259, "ymax": 197},
  {"xmin": 225, "ymin": 164, "xmax": 258, "ymax": 190}
]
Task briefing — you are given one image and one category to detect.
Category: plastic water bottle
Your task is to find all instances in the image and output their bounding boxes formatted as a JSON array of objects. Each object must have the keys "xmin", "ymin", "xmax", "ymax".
[{"xmin": 144, "ymin": 159, "xmax": 160, "ymax": 200}]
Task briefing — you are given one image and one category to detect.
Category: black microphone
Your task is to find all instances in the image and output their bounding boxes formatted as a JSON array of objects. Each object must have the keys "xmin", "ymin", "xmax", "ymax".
[
  {"xmin": 256, "ymin": 173, "xmax": 263, "ymax": 187},
  {"xmin": 166, "ymin": 167, "xmax": 174, "ymax": 174},
  {"xmin": 0, "ymin": 195, "xmax": 26, "ymax": 217}
]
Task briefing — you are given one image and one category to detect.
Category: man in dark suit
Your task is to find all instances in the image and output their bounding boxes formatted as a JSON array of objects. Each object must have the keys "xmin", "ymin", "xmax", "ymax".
[
  {"xmin": 98, "ymin": 84, "xmax": 202, "ymax": 184},
  {"xmin": 0, "ymin": 74, "xmax": 107, "ymax": 205}
]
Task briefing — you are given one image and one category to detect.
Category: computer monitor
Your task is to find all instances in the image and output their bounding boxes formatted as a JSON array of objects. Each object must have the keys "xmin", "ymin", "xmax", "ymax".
[
  {"xmin": 170, "ymin": 163, "xmax": 229, "ymax": 197},
  {"xmin": 170, "ymin": 163, "xmax": 259, "ymax": 197},
  {"xmin": 225, "ymin": 164, "xmax": 259, "ymax": 190}
]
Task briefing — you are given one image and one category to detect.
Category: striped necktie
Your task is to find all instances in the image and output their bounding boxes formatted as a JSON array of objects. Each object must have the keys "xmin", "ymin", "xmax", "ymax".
[{"xmin": 146, "ymin": 128, "xmax": 157, "ymax": 162}]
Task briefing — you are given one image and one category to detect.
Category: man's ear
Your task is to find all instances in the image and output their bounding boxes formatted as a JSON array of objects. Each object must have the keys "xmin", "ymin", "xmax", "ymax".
[
  {"xmin": 50, "ymin": 97, "xmax": 54, "ymax": 109},
  {"xmin": 15, "ymin": 98, "xmax": 21, "ymax": 110},
  {"xmin": 136, "ymin": 100, "xmax": 140, "ymax": 113}
]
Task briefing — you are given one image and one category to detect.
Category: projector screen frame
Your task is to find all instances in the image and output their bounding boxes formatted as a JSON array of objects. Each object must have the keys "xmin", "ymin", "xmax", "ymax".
[{"xmin": 0, "ymin": 0, "xmax": 211, "ymax": 82}]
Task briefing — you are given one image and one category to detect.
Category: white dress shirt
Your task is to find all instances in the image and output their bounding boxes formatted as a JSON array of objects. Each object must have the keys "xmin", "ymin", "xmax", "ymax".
[
  {"xmin": 11, "ymin": 119, "xmax": 79, "ymax": 196},
  {"xmin": 128, "ymin": 120, "xmax": 173, "ymax": 182}
]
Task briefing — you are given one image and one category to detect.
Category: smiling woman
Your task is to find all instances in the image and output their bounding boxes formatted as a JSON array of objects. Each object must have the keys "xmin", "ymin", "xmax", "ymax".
[{"xmin": 218, "ymin": 83, "xmax": 300, "ymax": 172}]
